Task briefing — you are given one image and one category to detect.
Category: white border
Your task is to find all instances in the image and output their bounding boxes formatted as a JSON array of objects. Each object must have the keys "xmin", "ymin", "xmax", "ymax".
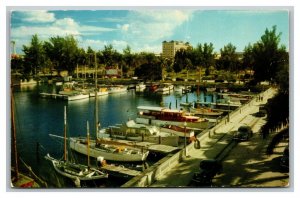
[{"xmin": 2, "ymin": 0, "xmax": 298, "ymax": 197}]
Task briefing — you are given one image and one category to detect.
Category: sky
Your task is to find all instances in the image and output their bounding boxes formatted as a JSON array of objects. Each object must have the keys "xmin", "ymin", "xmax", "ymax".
[{"xmin": 10, "ymin": 9, "xmax": 289, "ymax": 55}]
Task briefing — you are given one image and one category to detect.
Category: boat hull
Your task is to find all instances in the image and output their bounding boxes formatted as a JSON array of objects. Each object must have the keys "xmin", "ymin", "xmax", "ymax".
[
  {"xmin": 69, "ymin": 138, "xmax": 149, "ymax": 162},
  {"xmin": 136, "ymin": 117, "xmax": 211, "ymax": 129},
  {"xmin": 45, "ymin": 154, "xmax": 108, "ymax": 181}
]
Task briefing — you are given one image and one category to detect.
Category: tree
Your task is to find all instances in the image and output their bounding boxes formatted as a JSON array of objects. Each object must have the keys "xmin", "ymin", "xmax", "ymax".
[
  {"xmin": 134, "ymin": 52, "xmax": 162, "ymax": 80},
  {"xmin": 173, "ymin": 49, "xmax": 191, "ymax": 74},
  {"xmin": 218, "ymin": 43, "xmax": 239, "ymax": 71},
  {"xmin": 252, "ymin": 25, "xmax": 288, "ymax": 82},
  {"xmin": 44, "ymin": 35, "xmax": 79, "ymax": 74},
  {"xmin": 193, "ymin": 43, "xmax": 215, "ymax": 69},
  {"xmin": 22, "ymin": 34, "xmax": 46, "ymax": 76},
  {"xmin": 101, "ymin": 44, "xmax": 121, "ymax": 67}
]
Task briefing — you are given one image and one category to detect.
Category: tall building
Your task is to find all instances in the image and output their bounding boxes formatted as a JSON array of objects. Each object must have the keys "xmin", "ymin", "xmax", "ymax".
[{"xmin": 162, "ymin": 40, "xmax": 192, "ymax": 59}]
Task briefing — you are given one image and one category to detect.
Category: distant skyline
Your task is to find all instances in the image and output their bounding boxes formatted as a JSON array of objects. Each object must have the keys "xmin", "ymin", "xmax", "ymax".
[{"xmin": 10, "ymin": 9, "xmax": 289, "ymax": 54}]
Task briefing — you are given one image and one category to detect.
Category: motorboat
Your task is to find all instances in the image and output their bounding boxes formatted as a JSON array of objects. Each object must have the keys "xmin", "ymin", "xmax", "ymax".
[
  {"xmin": 99, "ymin": 120, "xmax": 179, "ymax": 147},
  {"xmin": 136, "ymin": 106, "xmax": 210, "ymax": 129}
]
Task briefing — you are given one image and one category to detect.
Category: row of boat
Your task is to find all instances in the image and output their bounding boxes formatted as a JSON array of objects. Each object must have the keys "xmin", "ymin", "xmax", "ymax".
[{"xmin": 40, "ymin": 84, "xmax": 128, "ymax": 101}]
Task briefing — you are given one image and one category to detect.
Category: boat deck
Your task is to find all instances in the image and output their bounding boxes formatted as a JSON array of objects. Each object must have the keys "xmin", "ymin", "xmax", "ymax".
[{"xmin": 100, "ymin": 138, "xmax": 179, "ymax": 154}]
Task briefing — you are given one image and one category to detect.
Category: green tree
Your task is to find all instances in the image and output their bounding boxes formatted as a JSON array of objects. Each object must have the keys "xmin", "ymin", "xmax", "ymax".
[
  {"xmin": 252, "ymin": 25, "xmax": 288, "ymax": 83},
  {"xmin": 134, "ymin": 52, "xmax": 162, "ymax": 80},
  {"xmin": 173, "ymin": 49, "xmax": 191, "ymax": 74},
  {"xmin": 22, "ymin": 34, "xmax": 46, "ymax": 76},
  {"xmin": 44, "ymin": 35, "xmax": 79, "ymax": 74},
  {"xmin": 218, "ymin": 43, "xmax": 239, "ymax": 72},
  {"xmin": 101, "ymin": 44, "xmax": 121, "ymax": 67}
]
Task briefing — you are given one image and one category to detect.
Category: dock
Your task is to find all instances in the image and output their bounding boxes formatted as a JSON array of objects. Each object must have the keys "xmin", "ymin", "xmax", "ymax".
[
  {"xmin": 40, "ymin": 92, "xmax": 66, "ymax": 99},
  {"xmin": 101, "ymin": 164, "xmax": 141, "ymax": 178},
  {"xmin": 122, "ymin": 87, "xmax": 277, "ymax": 187}
]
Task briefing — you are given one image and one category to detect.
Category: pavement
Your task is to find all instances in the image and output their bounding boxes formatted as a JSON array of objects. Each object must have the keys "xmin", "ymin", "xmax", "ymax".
[{"xmin": 149, "ymin": 88, "xmax": 278, "ymax": 187}]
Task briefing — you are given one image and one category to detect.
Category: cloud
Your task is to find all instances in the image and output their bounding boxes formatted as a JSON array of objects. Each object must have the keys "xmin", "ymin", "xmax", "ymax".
[
  {"xmin": 81, "ymin": 39, "xmax": 128, "ymax": 52},
  {"xmin": 19, "ymin": 10, "xmax": 56, "ymax": 23},
  {"xmin": 121, "ymin": 10, "xmax": 194, "ymax": 42},
  {"xmin": 117, "ymin": 24, "xmax": 130, "ymax": 32}
]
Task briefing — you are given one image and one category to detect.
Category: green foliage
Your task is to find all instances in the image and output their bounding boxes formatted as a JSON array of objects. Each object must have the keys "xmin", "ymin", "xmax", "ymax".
[
  {"xmin": 193, "ymin": 42, "xmax": 215, "ymax": 69},
  {"xmin": 242, "ymin": 43, "xmax": 254, "ymax": 71},
  {"xmin": 101, "ymin": 44, "xmax": 121, "ymax": 67},
  {"xmin": 134, "ymin": 53, "xmax": 162, "ymax": 80},
  {"xmin": 22, "ymin": 34, "xmax": 46, "ymax": 76},
  {"xmin": 173, "ymin": 49, "xmax": 191, "ymax": 73},
  {"xmin": 217, "ymin": 43, "xmax": 239, "ymax": 71},
  {"xmin": 44, "ymin": 35, "xmax": 79, "ymax": 74},
  {"xmin": 252, "ymin": 26, "xmax": 288, "ymax": 82}
]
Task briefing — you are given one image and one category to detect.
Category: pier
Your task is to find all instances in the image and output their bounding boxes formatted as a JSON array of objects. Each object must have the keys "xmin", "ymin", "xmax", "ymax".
[{"xmin": 121, "ymin": 87, "xmax": 277, "ymax": 187}]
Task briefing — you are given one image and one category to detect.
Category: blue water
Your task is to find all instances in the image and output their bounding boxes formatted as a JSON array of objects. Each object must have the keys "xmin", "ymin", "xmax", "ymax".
[{"xmin": 12, "ymin": 84, "xmax": 216, "ymax": 187}]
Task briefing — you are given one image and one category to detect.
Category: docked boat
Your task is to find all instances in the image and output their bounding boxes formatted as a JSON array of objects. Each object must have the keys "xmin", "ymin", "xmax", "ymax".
[
  {"xmin": 69, "ymin": 137, "xmax": 149, "ymax": 162},
  {"xmin": 89, "ymin": 87, "xmax": 109, "ymax": 97},
  {"xmin": 108, "ymin": 85, "xmax": 127, "ymax": 94},
  {"xmin": 59, "ymin": 87, "xmax": 89, "ymax": 101},
  {"xmin": 11, "ymin": 87, "xmax": 47, "ymax": 188},
  {"xmin": 155, "ymin": 83, "xmax": 174, "ymax": 94},
  {"xmin": 45, "ymin": 107, "xmax": 108, "ymax": 182},
  {"xmin": 69, "ymin": 55, "xmax": 148, "ymax": 162},
  {"xmin": 45, "ymin": 154, "xmax": 108, "ymax": 181},
  {"xmin": 174, "ymin": 85, "xmax": 184, "ymax": 93},
  {"xmin": 160, "ymin": 124, "xmax": 195, "ymax": 138},
  {"xmin": 190, "ymin": 106, "xmax": 223, "ymax": 117},
  {"xmin": 219, "ymin": 93, "xmax": 252, "ymax": 104},
  {"xmin": 136, "ymin": 106, "xmax": 210, "ymax": 129},
  {"xmin": 99, "ymin": 120, "xmax": 179, "ymax": 147},
  {"xmin": 135, "ymin": 82, "xmax": 146, "ymax": 92},
  {"xmin": 206, "ymin": 87, "xmax": 216, "ymax": 92}
]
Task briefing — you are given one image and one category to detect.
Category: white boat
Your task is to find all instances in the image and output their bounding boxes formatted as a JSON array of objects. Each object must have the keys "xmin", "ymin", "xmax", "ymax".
[
  {"xmin": 20, "ymin": 78, "xmax": 37, "ymax": 86},
  {"xmin": 155, "ymin": 83, "xmax": 174, "ymax": 94},
  {"xmin": 206, "ymin": 87, "xmax": 216, "ymax": 92},
  {"xmin": 45, "ymin": 154, "xmax": 108, "ymax": 181},
  {"xmin": 174, "ymin": 85, "xmax": 184, "ymax": 92},
  {"xmin": 69, "ymin": 137, "xmax": 149, "ymax": 162},
  {"xmin": 160, "ymin": 124, "xmax": 195, "ymax": 138},
  {"xmin": 108, "ymin": 85, "xmax": 127, "ymax": 94},
  {"xmin": 135, "ymin": 83, "xmax": 146, "ymax": 92},
  {"xmin": 136, "ymin": 106, "xmax": 210, "ymax": 129},
  {"xmin": 45, "ymin": 107, "xmax": 108, "ymax": 183},
  {"xmin": 100, "ymin": 120, "xmax": 179, "ymax": 147},
  {"xmin": 64, "ymin": 93, "xmax": 89, "ymax": 101},
  {"xmin": 89, "ymin": 87, "xmax": 109, "ymax": 97},
  {"xmin": 69, "ymin": 54, "xmax": 148, "ymax": 162},
  {"xmin": 59, "ymin": 88, "xmax": 89, "ymax": 101}
]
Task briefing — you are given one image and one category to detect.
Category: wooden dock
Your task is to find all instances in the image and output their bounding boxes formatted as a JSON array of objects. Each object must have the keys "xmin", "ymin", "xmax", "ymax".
[
  {"xmin": 40, "ymin": 92, "xmax": 66, "ymax": 99},
  {"xmin": 101, "ymin": 164, "xmax": 141, "ymax": 178}
]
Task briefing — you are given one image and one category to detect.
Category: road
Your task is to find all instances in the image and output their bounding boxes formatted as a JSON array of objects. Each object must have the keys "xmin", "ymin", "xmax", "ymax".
[
  {"xmin": 213, "ymin": 124, "xmax": 289, "ymax": 187},
  {"xmin": 149, "ymin": 87, "xmax": 289, "ymax": 188}
]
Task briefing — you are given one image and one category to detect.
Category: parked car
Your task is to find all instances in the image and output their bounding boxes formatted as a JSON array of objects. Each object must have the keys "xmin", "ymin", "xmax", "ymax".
[
  {"xmin": 233, "ymin": 125, "xmax": 253, "ymax": 141},
  {"xmin": 280, "ymin": 146, "xmax": 289, "ymax": 170},
  {"xmin": 190, "ymin": 159, "xmax": 222, "ymax": 186}
]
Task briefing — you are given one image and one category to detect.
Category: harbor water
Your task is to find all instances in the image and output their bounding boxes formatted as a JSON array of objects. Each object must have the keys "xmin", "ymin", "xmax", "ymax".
[{"xmin": 11, "ymin": 84, "xmax": 218, "ymax": 187}]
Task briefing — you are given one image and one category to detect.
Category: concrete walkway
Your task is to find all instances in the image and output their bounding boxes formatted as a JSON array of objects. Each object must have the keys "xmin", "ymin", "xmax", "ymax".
[{"xmin": 150, "ymin": 88, "xmax": 277, "ymax": 187}]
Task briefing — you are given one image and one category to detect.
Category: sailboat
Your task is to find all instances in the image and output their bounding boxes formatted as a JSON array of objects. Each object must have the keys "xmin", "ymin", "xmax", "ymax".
[
  {"xmin": 45, "ymin": 106, "xmax": 108, "ymax": 181},
  {"xmin": 69, "ymin": 53, "xmax": 149, "ymax": 162},
  {"xmin": 11, "ymin": 87, "xmax": 47, "ymax": 188}
]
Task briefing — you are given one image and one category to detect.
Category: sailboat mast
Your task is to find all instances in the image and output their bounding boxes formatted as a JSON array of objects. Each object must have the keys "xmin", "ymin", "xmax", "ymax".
[
  {"xmin": 64, "ymin": 106, "xmax": 67, "ymax": 161},
  {"xmin": 11, "ymin": 88, "xmax": 19, "ymax": 179},
  {"xmin": 87, "ymin": 121, "xmax": 90, "ymax": 167},
  {"xmin": 94, "ymin": 52, "xmax": 99, "ymax": 139}
]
